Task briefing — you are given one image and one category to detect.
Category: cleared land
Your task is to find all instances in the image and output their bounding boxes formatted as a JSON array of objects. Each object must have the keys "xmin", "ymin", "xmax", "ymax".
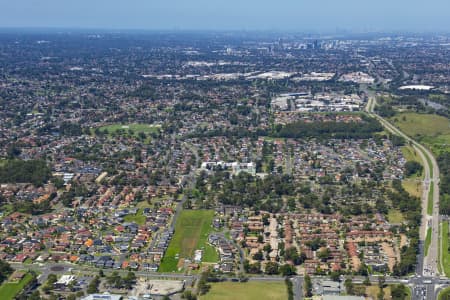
[
  {"xmin": 0, "ymin": 273, "xmax": 33, "ymax": 300},
  {"xmin": 201, "ymin": 281, "xmax": 288, "ymax": 300},
  {"xmin": 159, "ymin": 210, "xmax": 218, "ymax": 272}
]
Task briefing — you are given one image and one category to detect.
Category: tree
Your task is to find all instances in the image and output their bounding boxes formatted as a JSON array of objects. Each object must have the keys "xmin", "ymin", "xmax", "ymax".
[
  {"xmin": 279, "ymin": 264, "xmax": 296, "ymax": 276},
  {"xmin": 67, "ymin": 295, "xmax": 76, "ymax": 300},
  {"xmin": 304, "ymin": 275, "xmax": 313, "ymax": 297},
  {"xmin": 181, "ymin": 290, "xmax": 197, "ymax": 300},
  {"xmin": 265, "ymin": 262, "xmax": 279, "ymax": 275},
  {"xmin": 0, "ymin": 260, "xmax": 13, "ymax": 284},
  {"xmin": 253, "ymin": 250, "xmax": 264, "ymax": 261},
  {"xmin": 317, "ymin": 248, "xmax": 331, "ymax": 262},
  {"xmin": 87, "ymin": 276, "xmax": 100, "ymax": 294},
  {"xmin": 391, "ymin": 284, "xmax": 408, "ymax": 300},
  {"xmin": 197, "ymin": 270, "xmax": 211, "ymax": 295},
  {"xmin": 344, "ymin": 278, "xmax": 354, "ymax": 295}
]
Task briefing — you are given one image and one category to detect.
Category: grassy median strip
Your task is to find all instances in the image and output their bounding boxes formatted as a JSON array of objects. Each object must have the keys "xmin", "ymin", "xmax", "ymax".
[
  {"xmin": 442, "ymin": 221, "xmax": 450, "ymax": 277},
  {"xmin": 425, "ymin": 227, "xmax": 432, "ymax": 256},
  {"xmin": 425, "ymin": 152, "xmax": 434, "ymax": 179},
  {"xmin": 427, "ymin": 184, "xmax": 434, "ymax": 215}
]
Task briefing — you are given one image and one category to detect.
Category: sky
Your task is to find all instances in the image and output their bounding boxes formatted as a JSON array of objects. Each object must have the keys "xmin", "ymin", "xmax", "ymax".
[{"xmin": 1, "ymin": 0, "xmax": 450, "ymax": 32}]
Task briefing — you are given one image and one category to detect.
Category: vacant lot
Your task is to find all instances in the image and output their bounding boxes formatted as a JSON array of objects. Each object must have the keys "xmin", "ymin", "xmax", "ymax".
[
  {"xmin": 159, "ymin": 210, "xmax": 218, "ymax": 272},
  {"xmin": 201, "ymin": 281, "xmax": 287, "ymax": 300},
  {"xmin": 0, "ymin": 273, "xmax": 33, "ymax": 300}
]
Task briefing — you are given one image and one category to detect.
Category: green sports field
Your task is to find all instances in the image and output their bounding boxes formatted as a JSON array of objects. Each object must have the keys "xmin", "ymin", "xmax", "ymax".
[
  {"xmin": 94, "ymin": 123, "xmax": 160, "ymax": 139},
  {"xmin": 159, "ymin": 210, "xmax": 218, "ymax": 272},
  {"xmin": 200, "ymin": 281, "xmax": 288, "ymax": 300}
]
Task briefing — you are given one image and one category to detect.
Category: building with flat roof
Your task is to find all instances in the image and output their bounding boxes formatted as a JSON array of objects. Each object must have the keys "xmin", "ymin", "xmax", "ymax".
[{"xmin": 81, "ymin": 293, "xmax": 122, "ymax": 300}]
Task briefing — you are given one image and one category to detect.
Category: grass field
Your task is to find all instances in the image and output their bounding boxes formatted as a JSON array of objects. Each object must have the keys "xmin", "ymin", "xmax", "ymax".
[
  {"xmin": 159, "ymin": 210, "xmax": 218, "ymax": 272},
  {"xmin": 391, "ymin": 113, "xmax": 450, "ymax": 139},
  {"xmin": 391, "ymin": 113, "xmax": 450, "ymax": 155},
  {"xmin": 364, "ymin": 285, "xmax": 411, "ymax": 300},
  {"xmin": 401, "ymin": 146, "xmax": 423, "ymax": 168},
  {"xmin": 124, "ymin": 209, "xmax": 146, "ymax": 225},
  {"xmin": 401, "ymin": 145, "xmax": 423, "ymax": 199},
  {"xmin": 425, "ymin": 227, "xmax": 432, "ymax": 256},
  {"xmin": 0, "ymin": 273, "xmax": 33, "ymax": 300},
  {"xmin": 94, "ymin": 123, "xmax": 160, "ymax": 139},
  {"xmin": 365, "ymin": 285, "xmax": 392, "ymax": 300},
  {"xmin": 441, "ymin": 222, "xmax": 450, "ymax": 277},
  {"xmin": 402, "ymin": 180, "xmax": 422, "ymax": 198},
  {"xmin": 200, "ymin": 281, "xmax": 288, "ymax": 300},
  {"xmin": 388, "ymin": 209, "xmax": 405, "ymax": 224}
]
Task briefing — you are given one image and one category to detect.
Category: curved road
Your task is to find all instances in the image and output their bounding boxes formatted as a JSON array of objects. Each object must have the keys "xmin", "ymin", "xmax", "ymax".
[{"xmin": 366, "ymin": 96, "xmax": 442, "ymax": 278}]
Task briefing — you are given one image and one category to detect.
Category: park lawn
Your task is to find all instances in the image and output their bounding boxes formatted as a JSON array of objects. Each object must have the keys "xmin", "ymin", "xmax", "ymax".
[
  {"xmin": 401, "ymin": 146, "xmax": 423, "ymax": 167},
  {"xmin": 124, "ymin": 209, "xmax": 146, "ymax": 225},
  {"xmin": 425, "ymin": 227, "xmax": 432, "ymax": 256},
  {"xmin": 387, "ymin": 209, "xmax": 405, "ymax": 224},
  {"xmin": 136, "ymin": 200, "xmax": 153, "ymax": 209},
  {"xmin": 402, "ymin": 179, "xmax": 422, "ymax": 198},
  {"xmin": 441, "ymin": 222, "xmax": 450, "ymax": 276},
  {"xmin": 159, "ymin": 210, "xmax": 218, "ymax": 272},
  {"xmin": 201, "ymin": 281, "xmax": 288, "ymax": 300},
  {"xmin": 0, "ymin": 273, "xmax": 33, "ymax": 300}
]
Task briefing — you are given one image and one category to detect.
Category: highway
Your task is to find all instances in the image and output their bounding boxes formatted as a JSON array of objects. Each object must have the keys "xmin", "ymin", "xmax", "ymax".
[{"xmin": 365, "ymin": 94, "xmax": 444, "ymax": 299}]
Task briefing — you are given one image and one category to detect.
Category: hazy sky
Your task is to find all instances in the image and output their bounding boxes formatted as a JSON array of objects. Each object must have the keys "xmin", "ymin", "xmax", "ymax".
[{"xmin": 1, "ymin": 0, "xmax": 450, "ymax": 32}]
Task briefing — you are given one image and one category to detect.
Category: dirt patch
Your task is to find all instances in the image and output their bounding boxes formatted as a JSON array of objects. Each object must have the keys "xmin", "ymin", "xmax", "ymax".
[
  {"xmin": 351, "ymin": 256, "xmax": 361, "ymax": 271},
  {"xmin": 177, "ymin": 258, "xmax": 185, "ymax": 269},
  {"xmin": 381, "ymin": 242, "xmax": 397, "ymax": 272},
  {"xmin": 400, "ymin": 234, "xmax": 408, "ymax": 248}
]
